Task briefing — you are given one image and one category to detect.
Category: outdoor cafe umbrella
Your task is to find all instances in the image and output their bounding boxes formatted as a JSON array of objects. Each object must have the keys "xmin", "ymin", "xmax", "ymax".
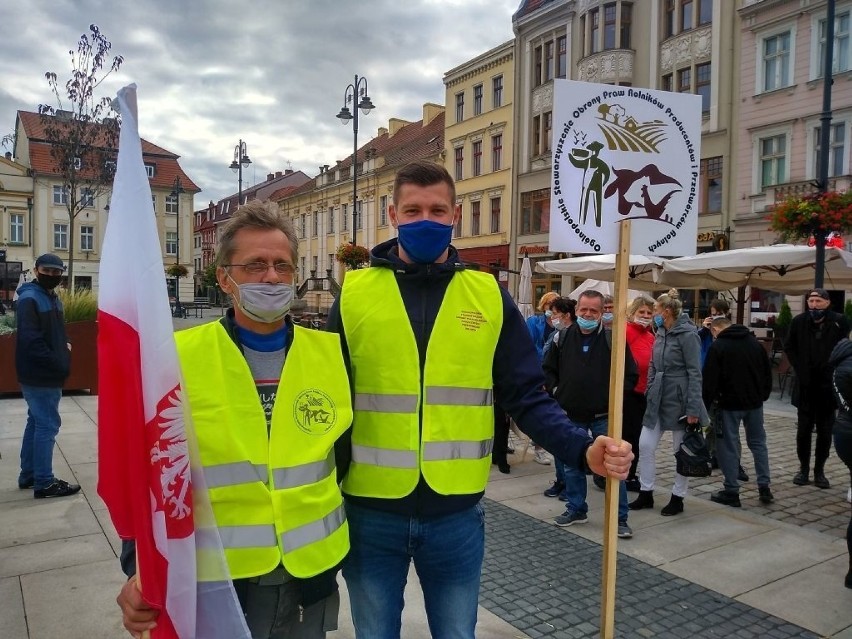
[
  {"xmin": 658, "ymin": 244, "xmax": 852, "ymax": 294},
  {"xmin": 535, "ymin": 253, "xmax": 666, "ymax": 292},
  {"xmin": 517, "ymin": 255, "xmax": 534, "ymax": 319},
  {"xmin": 567, "ymin": 278, "xmax": 647, "ymax": 303}
]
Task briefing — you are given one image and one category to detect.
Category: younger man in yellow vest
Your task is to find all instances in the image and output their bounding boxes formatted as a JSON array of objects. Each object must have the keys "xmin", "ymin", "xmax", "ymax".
[
  {"xmin": 326, "ymin": 160, "xmax": 633, "ymax": 638},
  {"xmin": 117, "ymin": 201, "xmax": 352, "ymax": 639}
]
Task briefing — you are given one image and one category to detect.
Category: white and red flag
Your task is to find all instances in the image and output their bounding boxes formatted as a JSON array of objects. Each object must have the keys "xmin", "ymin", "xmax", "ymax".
[{"xmin": 97, "ymin": 84, "xmax": 249, "ymax": 638}]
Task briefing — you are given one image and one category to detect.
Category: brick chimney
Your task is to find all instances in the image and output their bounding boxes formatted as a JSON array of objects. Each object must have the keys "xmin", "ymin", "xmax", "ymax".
[
  {"xmin": 285, "ymin": 169, "xmax": 293, "ymax": 175},
  {"xmin": 266, "ymin": 172, "xmax": 275, "ymax": 181},
  {"xmin": 275, "ymin": 171, "xmax": 283, "ymax": 178}
]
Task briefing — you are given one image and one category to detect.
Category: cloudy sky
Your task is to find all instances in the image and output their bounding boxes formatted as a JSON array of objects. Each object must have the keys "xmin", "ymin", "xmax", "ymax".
[{"xmin": 1, "ymin": 0, "xmax": 518, "ymax": 204}]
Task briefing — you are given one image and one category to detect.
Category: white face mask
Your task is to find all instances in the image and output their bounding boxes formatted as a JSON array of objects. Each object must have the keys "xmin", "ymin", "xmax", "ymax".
[
  {"xmin": 228, "ymin": 275, "xmax": 293, "ymax": 323},
  {"xmin": 552, "ymin": 318, "xmax": 563, "ymax": 330},
  {"xmin": 634, "ymin": 317, "xmax": 652, "ymax": 327}
]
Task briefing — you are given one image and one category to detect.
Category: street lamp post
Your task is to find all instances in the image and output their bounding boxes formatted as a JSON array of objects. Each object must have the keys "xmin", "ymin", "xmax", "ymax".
[
  {"xmin": 229, "ymin": 140, "xmax": 252, "ymax": 208},
  {"xmin": 336, "ymin": 75, "xmax": 375, "ymax": 245},
  {"xmin": 170, "ymin": 175, "xmax": 184, "ymax": 318},
  {"xmin": 814, "ymin": 0, "xmax": 836, "ymax": 289}
]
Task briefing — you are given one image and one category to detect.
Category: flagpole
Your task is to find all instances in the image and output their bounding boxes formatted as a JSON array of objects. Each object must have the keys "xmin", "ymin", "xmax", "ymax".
[{"xmin": 600, "ymin": 219, "xmax": 630, "ymax": 638}]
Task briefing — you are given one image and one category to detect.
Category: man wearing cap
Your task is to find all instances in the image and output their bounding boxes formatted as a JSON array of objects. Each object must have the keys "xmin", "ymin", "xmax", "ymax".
[
  {"xmin": 16, "ymin": 254, "xmax": 80, "ymax": 498},
  {"xmin": 784, "ymin": 288, "xmax": 851, "ymax": 489}
]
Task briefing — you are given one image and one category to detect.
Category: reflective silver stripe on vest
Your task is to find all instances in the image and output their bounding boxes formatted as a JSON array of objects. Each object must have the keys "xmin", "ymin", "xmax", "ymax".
[
  {"xmin": 280, "ymin": 504, "xmax": 346, "ymax": 553},
  {"xmin": 204, "ymin": 462, "xmax": 268, "ymax": 488},
  {"xmin": 354, "ymin": 393, "xmax": 418, "ymax": 413},
  {"xmin": 271, "ymin": 453, "xmax": 335, "ymax": 489},
  {"xmin": 215, "ymin": 524, "xmax": 277, "ymax": 549},
  {"xmin": 352, "ymin": 444, "xmax": 418, "ymax": 469},
  {"xmin": 422, "ymin": 439, "xmax": 493, "ymax": 461},
  {"xmin": 425, "ymin": 386, "xmax": 493, "ymax": 406}
]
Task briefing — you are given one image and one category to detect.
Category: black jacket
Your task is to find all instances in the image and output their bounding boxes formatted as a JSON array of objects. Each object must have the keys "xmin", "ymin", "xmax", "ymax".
[
  {"xmin": 542, "ymin": 324, "xmax": 638, "ymax": 422},
  {"xmin": 121, "ymin": 310, "xmax": 346, "ymax": 608},
  {"xmin": 830, "ymin": 339, "xmax": 852, "ymax": 435},
  {"xmin": 15, "ymin": 281, "xmax": 70, "ymax": 387},
  {"xmin": 702, "ymin": 324, "xmax": 772, "ymax": 410},
  {"xmin": 325, "ymin": 238, "xmax": 594, "ymax": 518},
  {"xmin": 784, "ymin": 310, "xmax": 850, "ymax": 389}
]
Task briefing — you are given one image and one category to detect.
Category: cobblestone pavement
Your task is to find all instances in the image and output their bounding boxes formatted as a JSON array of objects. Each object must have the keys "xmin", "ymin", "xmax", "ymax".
[
  {"xmin": 479, "ymin": 500, "xmax": 819, "ymax": 639},
  {"xmin": 648, "ymin": 412, "xmax": 851, "ymax": 539}
]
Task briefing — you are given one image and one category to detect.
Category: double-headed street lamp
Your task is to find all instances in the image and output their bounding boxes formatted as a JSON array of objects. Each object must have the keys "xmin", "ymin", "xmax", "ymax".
[
  {"xmin": 170, "ymin": 175, "xmax": 184, "ymax": 317},
  {"xmin": 336, "ymin": 75, "xmax": 375, "ymax": 245},
  {"xmin": 229, "ymin": 139, "xmax": 252, "ymax": 207}
]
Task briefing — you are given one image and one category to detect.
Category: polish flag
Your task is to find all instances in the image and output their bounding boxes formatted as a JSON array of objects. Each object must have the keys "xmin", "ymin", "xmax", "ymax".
[{"xmin": 97, "ymin": 85, "xmax": 249, "ymax": 638}]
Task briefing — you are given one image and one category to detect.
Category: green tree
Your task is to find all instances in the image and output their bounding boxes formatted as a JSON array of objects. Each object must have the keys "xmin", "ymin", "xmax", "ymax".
[
  {"xmin": 37, "ymin": 24, "xmax": 123, "ymax": 285},
  {"xmin": 202, "ymin": 263, "xmax": 218, "ymax": 289},
  {"xmin": 776, "ymin": 299, "xmax": 793, "ymax": 331}
]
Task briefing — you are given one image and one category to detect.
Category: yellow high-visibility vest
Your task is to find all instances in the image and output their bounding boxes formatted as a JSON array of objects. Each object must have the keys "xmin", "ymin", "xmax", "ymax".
[
  {"xmin": 340, "ymin": 267, "xmax": 503, "ymax": 497},
  {"xmin": 177, "ymin": 322, "xmax": 352, "ymax": 579}
]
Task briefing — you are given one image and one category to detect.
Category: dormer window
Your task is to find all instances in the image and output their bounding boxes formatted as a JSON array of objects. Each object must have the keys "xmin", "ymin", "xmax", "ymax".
[{"xmin": 144, "ymin": 163, "xmax": 155, "ymax": 178}]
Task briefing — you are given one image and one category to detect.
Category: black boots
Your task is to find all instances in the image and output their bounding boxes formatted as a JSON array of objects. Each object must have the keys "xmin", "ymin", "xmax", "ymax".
[
  {"xmin": 629, "ymin": 490, "xmax": 654, "ymax": 510},
  {"xmin": 660, "ymin": 494, "xmax": 684, "ymax": 516}
]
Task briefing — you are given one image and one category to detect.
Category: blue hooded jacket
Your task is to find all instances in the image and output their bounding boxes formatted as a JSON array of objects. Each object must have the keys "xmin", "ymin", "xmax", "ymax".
[{"xmin": 15, "ymin": 281, "xmax": 70, "ymax": 387}]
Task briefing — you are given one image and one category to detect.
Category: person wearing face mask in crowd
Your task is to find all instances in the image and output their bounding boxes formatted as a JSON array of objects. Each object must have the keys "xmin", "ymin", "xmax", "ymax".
[
  {"xmin": 622, "ymin": 295, "xmax": 656, "ymax": 492},
  {"xmin": 117, "ymin": 200, "xmax": 353, "ymax": 639},
  {"xmin": 15, "ymin": 253, "xmax": 79, "ymax": 499},
  {"xmin": 630, "ymin": 289, "xmax": 708, "ymax": 516},
  {"xmin": 784, "ymin": 288, "xmax": 851, "ymax": 489},
  {"xmin": 325, "ymin": 161, "xmax": 633, "ymax": 639},
  {"xmin": 698, "ymin": 298, "xmax": 730, "ymax": 367},
  {"xmin": 602, "ymin": 294, "xmax": 615, "ymax": 329}
]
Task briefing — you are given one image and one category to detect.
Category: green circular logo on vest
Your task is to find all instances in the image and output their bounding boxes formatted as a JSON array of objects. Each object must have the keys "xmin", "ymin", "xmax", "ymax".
[{"xmin": 294, "ymin": 389, "xmax": 337, "ymax": 435}]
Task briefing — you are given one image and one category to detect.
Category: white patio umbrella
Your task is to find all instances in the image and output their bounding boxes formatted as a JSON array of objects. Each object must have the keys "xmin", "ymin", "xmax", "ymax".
[
  {"xmin": 535, "ymin": 253, "xmax": 666, "ymax": 292},
  {"xmin": 567, "ymin": 278, "xmax": 648, "ymax": 303},
  {"xmin": 11, "ymin": 272, "xmax": 26, "ymax": 302},
  {"xmin": 517, "ymin": 255, "xmax": 534, "ymax": 319},
  {"xmin": 659, "ymin": 244, "xmax": 852, "ymax": 293}
]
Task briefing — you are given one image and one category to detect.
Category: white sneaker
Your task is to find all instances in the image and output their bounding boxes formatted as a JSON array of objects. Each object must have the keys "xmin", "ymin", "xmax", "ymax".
[{"xmin": 534, "ymin": 449, "xmax": 552, "ymax": 465}]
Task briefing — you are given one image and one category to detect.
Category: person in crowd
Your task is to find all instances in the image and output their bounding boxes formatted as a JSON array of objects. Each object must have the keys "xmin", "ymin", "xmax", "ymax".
[
  {"xmin": 542, "ymin": 290, "xmax": 638, "ymax": 538},
  {"xmin": 116, "ymin": 201, "xmax": 352, "ymax": 638},
  {"xmin": 542, "ymin": 297, "xmax": 577, "ymax": 500},
  {"xmin": 492, "ymin": 399, "xmax": 511, "ymax": 474},
  {"xmin": 525, "ymin": 291, "xmax": 561, "ymax": 465},
  {"xmin": 602, "ymin": 294, "xmax": 615, "ymax": 329},
  {"xmin": 16, "ymin": 253, "xmax": 80, "ymax": 499},
  {"xmin": 623, "ymin": 295, "xmax": 656, "ymax": 493},
  {"xmin": 630, "ymin": 289, "xmax": 708, "ymax": 516},
  {"xmin": 829, "ymin": 338, "xmax": 852, "ymax": 589},
  {"xmin": 325, "ymin": 160, "xmax": 633, "ymax": 639},
  {"xmin": 698, "ymin": 298, "xmax": 730, "ymax": 366},
  {"xmin": 784, "ymin": 288, "xmax": 850, "ymax": 489},
  {"xmin": 702, "ymin": 317, "xmax": 774, "ymax": 507}
]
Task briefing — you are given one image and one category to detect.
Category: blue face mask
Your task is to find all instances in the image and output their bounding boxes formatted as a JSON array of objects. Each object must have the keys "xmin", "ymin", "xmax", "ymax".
[
  {"xmin": 653, "ymin": 314, "xmax": 664, "ymax": 328},
  {"xmin": 576, "ymin": 317, "xmax": 599, "ymax": 332},
  {"xmin": 396, "ymin": 219, "xmax": 454, "ymax": 264},
  {"xmin": 544, "ymin": 309, "xmax": 553, "ymax": 318},
  {"xmin": 602, "ymin": 312, "xmax": 614, "ymax": 323}
]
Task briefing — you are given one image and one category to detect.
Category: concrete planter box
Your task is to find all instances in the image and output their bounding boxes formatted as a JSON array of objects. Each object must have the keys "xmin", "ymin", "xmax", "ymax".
[{"xmin": 0, "ymin": 321, "xmax": 98, "ymax": 394}]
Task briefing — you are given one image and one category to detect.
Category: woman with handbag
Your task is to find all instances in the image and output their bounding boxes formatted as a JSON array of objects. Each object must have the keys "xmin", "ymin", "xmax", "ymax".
[{"xmin": 630, "ymin": 289, "xmax": 708, "ymax": 516}]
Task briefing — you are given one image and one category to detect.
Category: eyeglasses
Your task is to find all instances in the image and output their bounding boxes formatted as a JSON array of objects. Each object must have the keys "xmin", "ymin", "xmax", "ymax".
[{"xmin": 223, "ymin": 262, "xmax": 295, "ymax": 275}]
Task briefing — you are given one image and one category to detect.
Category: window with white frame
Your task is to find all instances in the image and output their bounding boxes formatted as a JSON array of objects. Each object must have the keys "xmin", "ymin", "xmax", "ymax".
[
  {"xmin": 53, "ymin": 185, "xmax": 69, "ymax": 205},
  {"xmin": 760, "ymin": 30, "xmax": 793, "ymax": 92},
  {"xmin": 165, "ymin": 231, "xmax": 178, "ymax": 255},
  {"xmin": 165, "ymin": 194, "xmax": 178, "ymax": 214},
  {"xmin": 10, "ymin": 214, "xmax": 24, "ymax": 244},
  {"xmin": 328, "ymin": 206, "xmax": 335, "ymax": 233},
  {"xmin": 341, "ymin": 204, "xmax": 348, "ymax": 231},
  {"xmin": 313, "ymin": 210, "xmax": 319, "ymax": 236},
  {"xmin": 471, "ymin": 200, "xmax": 481, "ymax": 236},
  {"xmin": 379, "ymin": 195, "xmax": 388, "ymax": 226},
  {"xmin": 816, "ymin": 9, "xmax": 851, "ymax": 77},
  {"xmin": 80, "ymin": 225, "xmax": 94, "ymax": 251},
  {"xmin": 54, "ymin": 223, "xmax": 68, "ymax": 249},
  {"xmin": 145, "ymin": 163, "xmax": 155, "ymax": 178},
  {"xmin": 151, "ymin": 194, "xmax": 157, "ymax": 213},
  {"xmin": 80, "ymin": 187, "xmax": 94, "ymax": 207},
  {"xmin": 813, "ymin": 121, "xmax": 847, "ymax": 178},
  {"xmin": 758, "ymin": 133, "xmax": 788, "ymax": 189}
]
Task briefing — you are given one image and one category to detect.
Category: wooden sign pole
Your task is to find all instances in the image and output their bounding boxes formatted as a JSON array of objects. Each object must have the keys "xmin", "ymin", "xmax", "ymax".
[{"xmin": 600, "ymin": 219, "xmax": 631, "ymax": 638}]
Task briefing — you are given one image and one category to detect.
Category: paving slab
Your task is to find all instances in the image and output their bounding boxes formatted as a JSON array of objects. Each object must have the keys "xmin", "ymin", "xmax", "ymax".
[
  {"xmin": 0, "ymin": 494, "xmax": 100, "ymax": 549},
  {"xmin": 71, "ymin": 461, "xmax": 107, "ymax": 511},
  {"xmin": 54, "ymin": 431, "xmax": 99, "ymax": 465},
  {"xmin": 737, "ymin": 554, "xmax": 852, "ymax": 637},
  {"xmin": 0, "ymin": 576, "xmax": 27, "ymax": 639},
  {"xmin": 662, "ymin": 527, "xmax": 846, "ymax": 597},
  {"xmin": 0, "ymin": 533, "xmax": 115, "ymax": 579},
  {"xmin": 21, "ymin": 559, "xmax": 128, "ymax": 639},
  {"xmin": 93, "ymin": 508, "xmax": 123, "ymax": 557}
]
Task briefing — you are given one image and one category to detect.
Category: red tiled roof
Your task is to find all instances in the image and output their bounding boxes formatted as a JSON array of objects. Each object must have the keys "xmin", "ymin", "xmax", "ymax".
[
  {"xmin": 268, "ymin": 185, "xmax": 299, "ymax": 201},
  {"xmin": 18, "ymin": 111, "xmax": 200, "ymax": 192}
]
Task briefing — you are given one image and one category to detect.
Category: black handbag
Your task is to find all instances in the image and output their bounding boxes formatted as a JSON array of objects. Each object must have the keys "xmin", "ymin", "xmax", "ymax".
[{"xmin": 675, "ymin": 425, "xmax": 712, "ymax": 477}]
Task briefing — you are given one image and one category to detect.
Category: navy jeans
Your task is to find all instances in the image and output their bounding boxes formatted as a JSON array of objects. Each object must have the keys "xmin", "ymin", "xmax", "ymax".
[
  {"xmin": 18, "ymin": 384, "xmax": 63, "ymax": 490},
  {"xmin": 342, "ymin": 500, "xmax": 485, "ymax": 639},
  {"xmin": 717, "ymin": 407, "xmax": 771, "ymax": 493},
  {"xmin": 563, "ymin": 416, "xmax": 629, "ymax": 521}
]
